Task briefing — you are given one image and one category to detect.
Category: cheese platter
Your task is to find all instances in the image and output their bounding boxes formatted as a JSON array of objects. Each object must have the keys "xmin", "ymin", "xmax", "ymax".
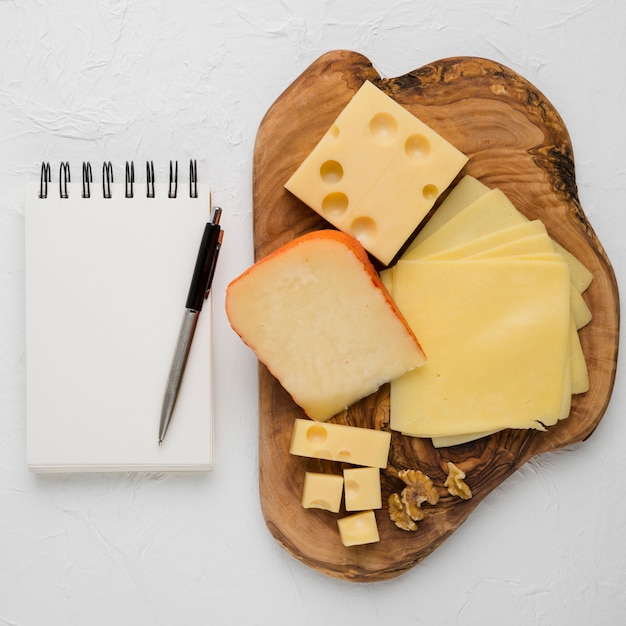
[{"xmin": 251, "ymin": 51, "xmax": 619, "ymax": 581}]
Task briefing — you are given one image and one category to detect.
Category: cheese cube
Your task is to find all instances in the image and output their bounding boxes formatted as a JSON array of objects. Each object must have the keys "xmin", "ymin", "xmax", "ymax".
[
  {"xmin": 343, "ymin": 467, "xmax": 382, "ymax": 511},
  {"xmin": 289, "ymin": 418, "xmax": 391, "ymax": 469},
  {"xmin": 225, "ymin": 230, "xmax": 426, "ymax": 422},
  {"xmin": 337, "ymin": 511, "xmax": 380, "ymax": 547},
  {"xmin": 302, "ymin": 472, "xmax": 344, "ymax": 512},
  {"xmin": 284, "ymin": 80, "xmax": 468, "ymax": 265}
]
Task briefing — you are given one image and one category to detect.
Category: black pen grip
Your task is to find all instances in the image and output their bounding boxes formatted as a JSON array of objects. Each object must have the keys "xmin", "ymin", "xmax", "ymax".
[{"xmin": 186, "ymin": 222, "xmax": 221, "ymax": 311}]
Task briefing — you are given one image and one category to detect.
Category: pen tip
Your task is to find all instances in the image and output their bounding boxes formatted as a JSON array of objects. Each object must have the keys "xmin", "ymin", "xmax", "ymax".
[{"xmin": 158, "ymin": 438, "xmax": 163, "ymax": 446}]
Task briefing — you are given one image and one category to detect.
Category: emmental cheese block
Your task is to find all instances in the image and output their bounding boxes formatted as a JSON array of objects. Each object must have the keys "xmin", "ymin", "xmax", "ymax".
[
  {"xmin": 225, "ymin": 230, "xmax": 426, "ymax": 421},
  {"xmin": 284, "ymin": 81, "xmax": 468, "ymax": 265},
  {"xmin": 289, "ymin": 418, "xmax": 391, "ymax": 468},
  {"xmin": 390, "ymin": 259, "xmax": 572, "ymax": 437}
]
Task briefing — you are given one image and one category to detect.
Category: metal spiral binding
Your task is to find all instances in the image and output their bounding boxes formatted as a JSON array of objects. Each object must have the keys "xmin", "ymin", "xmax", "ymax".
[
  {"xmin": 189, "ymin": 159, "xmax": 198, "ymax": 198},
  {"xmin": 59, "ymin": 162, "xmax": 70, "ymax": 199},
  {"xmin": 102, "ymin": 162, "xmax": 113, "ymax": 199},
  {"xmin": 169, "ymin": 160, "xmax": 178, "ymax": 198},
  {"xmin": 125, "ymin": 161, "xmax": 134, "ymax": 198},
  {"xmin": 39, "ymin": 162, "xmax": 51, "ymax": 198},
  {"xmin": 37, "ymin": 160, "xmax": 199, "ymax": 199},
  {"xmin": 146, "ymin": 160, "xmax": 155, "ymax": 198},
  {"xmin": 82, "ymin": 162, "xmax": 92, "ymax": 198}
]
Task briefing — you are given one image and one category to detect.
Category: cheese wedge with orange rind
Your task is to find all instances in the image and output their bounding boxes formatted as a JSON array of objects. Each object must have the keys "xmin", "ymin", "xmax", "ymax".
[{"xmin": 225, "ymin": 230, "xmax": 426, "ymax": 421}]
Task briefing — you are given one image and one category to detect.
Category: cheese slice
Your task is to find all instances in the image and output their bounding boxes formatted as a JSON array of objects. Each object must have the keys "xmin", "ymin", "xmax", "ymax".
[
  {"xmin": 431, "ymin": 314, "xmax": 588, "ymax": 448},
  {"xmin": 431, "ymin": 430, "xmax": 501, "ymax": 448},
  {"xmin": 402, "ymin": 189, "xmax": 527, "ymax": 260},
  {"xmin": 401, "ymin": 183, "xmax": 592, "ymax": 292},
  {"xmin": 421, "ymin": 221, "xmax": 550, "ymax": 261},
  {"xmin": 400, "ymin": 182, "xmax": 593, "ymax": 326},
  {"xmin": 465, "ymin": 231, "xmax": 555, "ymax": 259},
  {"xmin": 430, "ymin": 234, "xmax": 592, "ymax": 330},
  {"xmin": 570, "ymin": 316, "xmax": 590, "ymax": 394},
  {"xmin": 284, "ymin": 80, "xmax": 468, "ymax": 265},
  {"xmin": 390, "ymin": 259, "xmax": 572, "ymax": 437}
]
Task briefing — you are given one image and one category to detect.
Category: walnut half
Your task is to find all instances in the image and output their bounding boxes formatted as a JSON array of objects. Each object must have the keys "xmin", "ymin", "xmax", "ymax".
[
  {"xmin": 388, "ymin": 493, "xmax": 417, "ymax": 531},
  {"xmin": 398, "ymin": 469, "xmax": 440, "ymax": 506},
  {"xmin": 388, "ymin": 469, "xmax": 440, "ymax": 531},
  {"xmin": 445, "ymin": 461, "xmax": 472, "ymax": 500}
]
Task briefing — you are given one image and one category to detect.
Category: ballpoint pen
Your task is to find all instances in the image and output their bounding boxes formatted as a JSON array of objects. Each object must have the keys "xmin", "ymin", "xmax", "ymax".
[{"xmin": 158, "ymin": 205, "xmax": 223, "ymax": 445}]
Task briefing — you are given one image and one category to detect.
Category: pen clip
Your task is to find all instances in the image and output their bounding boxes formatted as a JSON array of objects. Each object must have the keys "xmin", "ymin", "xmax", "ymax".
[{"xmin": 205, "ymin": 228, "xmax": 223, "ymax": 300}]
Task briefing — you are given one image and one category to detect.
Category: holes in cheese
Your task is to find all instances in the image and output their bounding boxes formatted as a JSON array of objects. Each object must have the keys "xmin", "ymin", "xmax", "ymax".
[
  {"xmin": 284, "ymin": 80, "xmax": 468, "ymax": 265},
  {"xmin": 289, "ymin": 418, "xmax": 391, "ymax": 468},
  {"xmin": 225, "ymin": 230, "xmax": 426, "ymax": 422},
  {"xmin": 319, "ymin": 160, "xmax": 343, "ymax": 184}
]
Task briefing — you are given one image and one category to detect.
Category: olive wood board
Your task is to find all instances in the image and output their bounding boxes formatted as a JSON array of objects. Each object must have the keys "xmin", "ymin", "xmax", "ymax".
[{"xmin": 252, "ymin": 51, "xmax": 619, "ymax": 582}]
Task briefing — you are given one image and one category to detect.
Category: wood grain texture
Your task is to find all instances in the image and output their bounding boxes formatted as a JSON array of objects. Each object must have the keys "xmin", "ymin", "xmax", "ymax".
[{"xmin": 252, "ymin": 51, "xmax": 620, "ymax": 582}]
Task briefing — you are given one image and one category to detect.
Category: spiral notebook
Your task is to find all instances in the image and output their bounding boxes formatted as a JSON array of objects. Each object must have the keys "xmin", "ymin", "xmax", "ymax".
[{"xmin": 25, "ymin": 161, "xmax": 214, "ymax": 472}]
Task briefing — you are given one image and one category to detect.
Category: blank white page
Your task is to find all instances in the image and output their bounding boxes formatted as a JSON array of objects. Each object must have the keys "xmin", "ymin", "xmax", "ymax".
[{"xmin": 25, "ymin": 182, "xmax": 214, "ymax": 471}]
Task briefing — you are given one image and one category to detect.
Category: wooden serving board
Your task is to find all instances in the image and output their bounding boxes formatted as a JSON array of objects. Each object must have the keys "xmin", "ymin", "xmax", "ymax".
[{"xmin": 252, "ymin": 51, "xmax": 619, "ymax": 582}]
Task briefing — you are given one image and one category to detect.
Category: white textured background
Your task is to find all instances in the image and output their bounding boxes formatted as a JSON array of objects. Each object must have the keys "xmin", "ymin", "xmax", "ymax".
[{"xmin": 1, "ymin": 1, "xmax": 625, "ymax": 624}]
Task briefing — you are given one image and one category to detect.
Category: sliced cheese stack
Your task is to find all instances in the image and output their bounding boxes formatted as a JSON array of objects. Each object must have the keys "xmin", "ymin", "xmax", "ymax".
[
  {"xmin": 382, "ymin": 176, "xmax": 592, "ymax": 446},
  {"xmin": 285, "ymin": 80, "xmax": 468, "ymax": 265},
  {"xmin": 226, "ymin": 230, "xmax": 426, "ymax": 422}
]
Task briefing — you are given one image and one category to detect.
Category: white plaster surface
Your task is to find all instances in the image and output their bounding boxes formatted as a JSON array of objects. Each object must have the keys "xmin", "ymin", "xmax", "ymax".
[{"xmin": 1, "ymin": 0, "xmax": 625, "ymax": 624}]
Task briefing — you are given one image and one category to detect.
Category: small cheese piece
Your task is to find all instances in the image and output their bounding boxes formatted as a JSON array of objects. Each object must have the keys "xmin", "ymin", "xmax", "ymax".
[
  {"xmin": 343, "ymin": 467, "xmax": 382, "ymax": 511},
  {"xmin": 390, "ymin": 259, "xmax": 572, "ymax": 437},
  {"xmin": 284, "ymin": 80, "xmax": 468, "ymax": 265},
  {"xmin": 302, "ymin": 472, "xmax": 344, "ymax": 512},
  {"xmin": 337, "ymin": 510, "xmax": 380, "ymax": 547},
  {"xmin": 225, "ymin": 230, "xmax": 426, "ymax": 421},
  {"xmin": 289, "ymin": 418, "xmax": 391, "ymax": 468}
]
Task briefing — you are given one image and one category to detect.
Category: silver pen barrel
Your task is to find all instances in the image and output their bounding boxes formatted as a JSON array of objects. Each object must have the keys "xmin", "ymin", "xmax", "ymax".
[{"xmin": 158, "ymin": 309, "xmax": 200, "ymax": 445}]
